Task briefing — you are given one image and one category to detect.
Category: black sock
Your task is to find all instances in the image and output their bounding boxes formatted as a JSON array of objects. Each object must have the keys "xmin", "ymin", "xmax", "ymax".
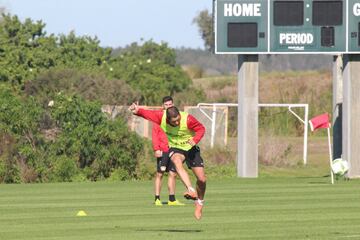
[
  {"xmin": 155, "ymin": 195, "xmax": 160, "ymax": 201},
  {"xmin": 169, "ymin": 195, "xmax": 176, "ymax": 202}
]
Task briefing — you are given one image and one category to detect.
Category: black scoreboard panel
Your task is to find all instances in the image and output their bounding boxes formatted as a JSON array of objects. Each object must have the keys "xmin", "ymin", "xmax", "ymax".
[
  {"xmin": 273, "ymin": 1, "xmax": 304, "ymax": 26},
  {"xmin": 227, "ymin": 22, "xmax": 258, "ymax": 47},
  {"xmin": 312, "ymin": 1, "xmax": 343, "ymax": 26}
]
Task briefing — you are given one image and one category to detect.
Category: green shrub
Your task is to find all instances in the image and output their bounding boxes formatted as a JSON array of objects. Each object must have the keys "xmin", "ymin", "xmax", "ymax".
[
  {"xmin": 71, "ymin": 168, "xmax": 92, "ymax": 182},
  {"xmin": 0, "ymin": 85, "xmax": 43, "ymax": 136},
  {"xmin": 51, "ymin": 156, "xmax": 78, "ymax": 182},
  {"xmin": 48, "ymin": 93, "xmax": 145, "ymax": 181},
  {"xmin": 0, "ymin": 86, "xmax": 44, "ymax": 183},
  {"xmin": 0, "ymin": 158, "xmax": 21, "ymax": 183},
  {"xmin": 108, "ymin": 168, "xmax": 131, "ymax": 182},
  {"xmin": 134, "ymin": 141, "xmax": 156, "ymax": 181},
  {"xmin": 0, "ymin": 84, "xmax": 148, "ymax": 183},
  {"xmin": 0, "ymin": 160, "xmax": 5, "ymax": 182},
  {"xmin": 0, "ymin": 132, "xmax": 21, "ymax": 183}
]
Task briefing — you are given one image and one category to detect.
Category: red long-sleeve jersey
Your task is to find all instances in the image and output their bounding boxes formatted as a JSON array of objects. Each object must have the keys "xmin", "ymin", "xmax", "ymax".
[
  {"xmin": 152, "ymin": 124, "xmax": 169, "ymax": 152},
  {"xmin": 137, "ymin": 108, "xmax": 205, "ymax": 144}
]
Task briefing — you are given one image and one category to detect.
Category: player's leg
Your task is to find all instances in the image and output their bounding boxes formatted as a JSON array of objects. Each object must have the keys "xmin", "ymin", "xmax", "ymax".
[
  {"xmin": 167, "ymin": 167, "xmax": 185, "ymax": 206},
  {"xmin": 187, "ymin": 146, "xmax": 206, "ymax": 199},
  {"xmin": 162, "ymin": 151, "xmax": 176, "ymax": 201},
  {"xmin": 192, "ymin": 167, "xmax": 206, "ymax": 200},
  {"xmin": 168, "ymin": 170, "xmax": 176, "ymax": 197},
  {"xmin": 192, "ymin": 168, "xmax": 206, "ymax": 220},
  {"xmin": 169, "ymin": 150, "xmax": 197, "ymax": 200},
  {"xmin": 154, "ymin": 158, "xmax": 164, "ymax": 206},
  {"xmin": 188, "ymin": 146, "xmax": 206, "ymax": 220}
]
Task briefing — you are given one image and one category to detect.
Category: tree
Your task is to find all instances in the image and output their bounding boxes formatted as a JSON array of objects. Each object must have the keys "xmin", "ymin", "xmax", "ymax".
[
  {"xmin": 0, "ymin": 6, "xmax": 6, "ymax": 16},
  {"xmin": 109, "ymin": 41, "xmax": 192, "ymax": 105},
  {"xmin": 0, "ymin": 14, "xmax": 49, "ymax": 84},
  {"xmin": 24, "ymin": 67, "xmax": 139, "ymax": 106},
  {"xmin": 0, "ymin": 14, "xmax": 112, "ymax": 86},
  {"xmin": 193, "ymin": 9, "xmax": 214, "ymax": 52}
]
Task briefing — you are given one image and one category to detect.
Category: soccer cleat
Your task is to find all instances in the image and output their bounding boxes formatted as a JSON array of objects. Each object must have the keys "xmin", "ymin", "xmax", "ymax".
[
  {"xmin": 154, "ymin": 199, "xmax": 163, "ymax": 206},
  {"xmin": 168, "ymin": 200, "xmax": 185, "ymax": 206},
  {"xmin": 194, "ymin": 201, "xmax": 203, "ymax": 220},
  {"xmin": 183, "ymin": 189, "xmax": 198, "ymax": 200}
]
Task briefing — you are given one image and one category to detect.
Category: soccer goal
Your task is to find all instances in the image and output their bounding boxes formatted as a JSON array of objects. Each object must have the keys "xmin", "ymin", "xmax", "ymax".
[{"xmin": 196, "ymin": 103, "xmax": 309, "ymax": 165}]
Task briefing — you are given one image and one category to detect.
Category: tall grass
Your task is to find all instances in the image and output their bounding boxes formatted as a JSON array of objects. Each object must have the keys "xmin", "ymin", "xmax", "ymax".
[
  {"xmin": 260, "ymin": 71, "xmax": 332, "ymax": 136},
  {"xmin": 193, "ymin": 71, "xmax": 332, "ymax": 136}
]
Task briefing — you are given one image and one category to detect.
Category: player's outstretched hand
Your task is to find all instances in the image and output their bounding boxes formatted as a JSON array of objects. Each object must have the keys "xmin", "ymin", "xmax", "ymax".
[{"xmin": 128, "ymin": 102, "xmax": 139, "ymax": 114}]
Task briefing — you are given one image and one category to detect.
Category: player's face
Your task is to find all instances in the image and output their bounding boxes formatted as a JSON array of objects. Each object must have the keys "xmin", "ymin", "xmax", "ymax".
[
  {"xmin": 163, "ymin": 100, "xmax": 174, "ymax": 110},
  {"xmin": 168, "ymin": 115, "xmax": 181, "ymax": 127}
]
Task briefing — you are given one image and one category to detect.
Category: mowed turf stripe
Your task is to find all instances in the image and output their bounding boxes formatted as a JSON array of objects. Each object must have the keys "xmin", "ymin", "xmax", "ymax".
[{"xmin": 1, "ymin": 178, "xmax": 360, "ymax": 240}]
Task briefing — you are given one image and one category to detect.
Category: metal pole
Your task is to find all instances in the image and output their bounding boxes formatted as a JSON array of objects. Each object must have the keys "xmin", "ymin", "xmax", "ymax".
[
  {"xmin": 304, "ymin": 104, "xmax": 309, "ymax": 165},
  {"xmin": 342, "ymin": 54, "xmax": 360, "ymax": 178},
  {"xmin": 332, "ymin": 55, "xmax": 343, "ymax": 160},
  {"xmin": 210, "ymin": 105, "xmax": 216, "ymax": 148},
  {"xmin": 328, "ymin": 128, "xmax": 334, "ymax": 184},
  {"xmin": 237, "ymin": 54, "xmax": 258, "ymax": 177}
]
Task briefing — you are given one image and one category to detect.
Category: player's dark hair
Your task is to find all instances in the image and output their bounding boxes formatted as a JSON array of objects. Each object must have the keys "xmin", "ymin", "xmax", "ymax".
[
  {"xmin": 166, "ymin": 106, "xmax": 180, "ymax": 121},
  {"xmin": 162, "ymin": 96, "xmax": 173, "ymax": 103}
]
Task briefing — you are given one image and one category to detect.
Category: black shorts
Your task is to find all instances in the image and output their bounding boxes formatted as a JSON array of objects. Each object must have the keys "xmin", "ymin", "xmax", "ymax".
[
  {"xmin": 156, "ymin": 152, "xmax": 176, "ymax": 173},
  {"xmin": 169, "ymin": 146, "xmax": 204, "ymax": 169}
]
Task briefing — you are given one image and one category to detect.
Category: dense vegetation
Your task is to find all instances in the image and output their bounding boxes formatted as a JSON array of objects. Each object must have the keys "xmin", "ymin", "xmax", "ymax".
[
  {"xmin": 0, "ymin": 13, "xmax": 333, "ymax": 184},
  {"xmin": 0, "ymin": 14, "xmax": 204, "ymax": 183}
]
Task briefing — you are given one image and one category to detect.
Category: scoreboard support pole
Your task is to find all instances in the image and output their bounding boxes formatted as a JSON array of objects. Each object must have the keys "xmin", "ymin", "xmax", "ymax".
[
  {"xmin": 237, "ymin": 54, "xmax": 258, "ymax": 177},
  {"xmin": 332, "ymin": 55, "xmax": 343, "ymax": 160},
  {"xmin": 343, "ymin": 54, "xmax": 360, "ymax": 178}
]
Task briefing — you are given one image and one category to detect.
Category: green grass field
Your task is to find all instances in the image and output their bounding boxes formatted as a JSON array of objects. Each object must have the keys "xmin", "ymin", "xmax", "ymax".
[{"xmin": 1, "ymin": 177, "xmax": 360, "ymax": 240}]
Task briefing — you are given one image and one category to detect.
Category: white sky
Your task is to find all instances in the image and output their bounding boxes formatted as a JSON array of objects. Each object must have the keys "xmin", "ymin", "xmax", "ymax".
[{"xmin": 2, "ymin": 0, "xmax": 212, "ymax": 49}]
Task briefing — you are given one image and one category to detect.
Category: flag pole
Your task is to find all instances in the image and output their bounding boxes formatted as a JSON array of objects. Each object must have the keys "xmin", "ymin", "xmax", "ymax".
[{"xmin": 327, "ymin": 127, "xmax": 334, "ymax": 184}]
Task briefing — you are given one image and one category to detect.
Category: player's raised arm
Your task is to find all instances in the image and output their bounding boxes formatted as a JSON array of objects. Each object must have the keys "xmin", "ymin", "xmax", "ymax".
[{"xmin": 129, "ymin": 102, "xmax": 163, "ymax": 125}]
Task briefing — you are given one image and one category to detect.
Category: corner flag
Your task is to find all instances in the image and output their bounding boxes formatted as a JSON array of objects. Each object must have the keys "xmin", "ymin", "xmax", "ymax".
[
  {"xmin": 309, "ymin": 113, "xmax": 334, "ymax": 184},
  {"xmin": 309, "ymin": 113, "xmax": 330, "ymax": 131}
]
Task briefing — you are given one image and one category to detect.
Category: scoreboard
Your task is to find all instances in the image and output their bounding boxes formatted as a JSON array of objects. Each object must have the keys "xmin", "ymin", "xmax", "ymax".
[{"xmin": 215, "ymin": 0, "xmax": 360, "ymax": 54}]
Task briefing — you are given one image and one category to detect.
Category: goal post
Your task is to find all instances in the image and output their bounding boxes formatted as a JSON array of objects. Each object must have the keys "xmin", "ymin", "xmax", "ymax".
[
  {"xmin": 184, "ymin": 105, "xmax": 228, "ymax": 148},
  {"xmin": 196, "ymin": 103, "xmax": 309, "ymax": 165}
]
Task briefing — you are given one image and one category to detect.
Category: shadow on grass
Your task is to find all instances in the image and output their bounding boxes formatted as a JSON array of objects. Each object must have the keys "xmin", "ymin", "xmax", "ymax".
[
  {"xmin": 136, "ymin": 228, "xmax": 202, "ymax": 233},
  {"xmin": 307, "ymin": 181, "xmax": 330, "ymax": 184},
  {"xmin": 305, "ymin": 175, "xmax": 350, "ymax": 184},
  {"xmin": 151, "ymin": 201, "xmax": 187, "ymax": 205},
  {"xmin": 290, "ymin": 176, "xmax": 329, "ymax": 184}
]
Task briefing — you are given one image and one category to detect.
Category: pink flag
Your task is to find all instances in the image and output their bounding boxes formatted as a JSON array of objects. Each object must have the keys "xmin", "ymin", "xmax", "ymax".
[{"xmin": 309, "ymin": 113, "xmax": 330, "ymax": 131}]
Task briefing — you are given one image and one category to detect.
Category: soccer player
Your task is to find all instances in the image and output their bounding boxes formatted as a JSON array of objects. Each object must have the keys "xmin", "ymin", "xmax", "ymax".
[
  {"xmin": 129, "ymin": 102, "xmax": 206, "ymax": 220},
  {"xmin": 153, "ymin": 96, "xmax": 184, "ymax": 206}
]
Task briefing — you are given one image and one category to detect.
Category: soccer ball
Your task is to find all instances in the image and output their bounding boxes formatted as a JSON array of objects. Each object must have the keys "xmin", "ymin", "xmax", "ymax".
[{"xmin": 331, "ymin": 158, "xmax": 349, "ymax": 176}]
